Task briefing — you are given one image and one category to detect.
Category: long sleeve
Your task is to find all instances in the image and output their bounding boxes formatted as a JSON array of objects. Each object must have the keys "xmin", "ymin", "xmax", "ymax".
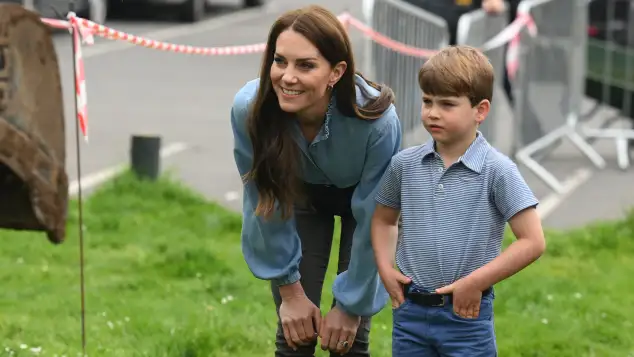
[
  {"xmin": 230, "ymin": 86, "xmax": 303, "ymax": 286},
  {"xmin": 331, "ymin": 107, "xmax": 402, "ymax": 317}
]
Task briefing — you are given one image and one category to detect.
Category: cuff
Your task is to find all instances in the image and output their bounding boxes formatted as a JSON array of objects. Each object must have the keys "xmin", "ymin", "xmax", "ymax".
[
  {"xmin": 273, "ymin": 269, "xmax": 301, "ymax": 286},
  {"xmin": 335, "ymin": 301, "xmax": 359, "ymax": 317}
]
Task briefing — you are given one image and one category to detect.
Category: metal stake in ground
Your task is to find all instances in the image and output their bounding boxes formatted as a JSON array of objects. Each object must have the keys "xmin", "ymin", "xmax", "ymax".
[
  {"xmin": 130, "ymin": 135, "xmax": 162, "ymax": 180},
  {"xmin": 67, "ymin": 0, "xmax": 89, "ymax": 354}
]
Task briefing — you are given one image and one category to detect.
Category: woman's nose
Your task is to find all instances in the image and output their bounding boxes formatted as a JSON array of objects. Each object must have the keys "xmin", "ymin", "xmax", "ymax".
[{"xmin": 281, "ymin": 68, "xmax": 298, "ymax": 84}]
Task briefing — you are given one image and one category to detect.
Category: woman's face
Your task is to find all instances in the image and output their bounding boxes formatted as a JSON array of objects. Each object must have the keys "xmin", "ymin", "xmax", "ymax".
[{"xmin": 270, "ymin": 28, "xmax": 345, "ymax": 116}]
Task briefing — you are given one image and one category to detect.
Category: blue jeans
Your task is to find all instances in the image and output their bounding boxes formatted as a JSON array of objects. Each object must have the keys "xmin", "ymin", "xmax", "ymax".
[{"xmin": 392, "ymin": 293, "xmax": 497, "ymax": 357}]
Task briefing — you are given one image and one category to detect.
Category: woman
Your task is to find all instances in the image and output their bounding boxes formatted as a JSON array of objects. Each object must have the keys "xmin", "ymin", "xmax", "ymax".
[{"xmin": 230, "ymin": 5, "xmax": 401, "ymax": 356}]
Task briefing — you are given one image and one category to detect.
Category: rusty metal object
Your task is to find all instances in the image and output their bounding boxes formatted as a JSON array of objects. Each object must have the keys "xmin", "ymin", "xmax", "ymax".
[{"xmin": 0, "ymin": 4, "xmax": 68, "ymax": 244}]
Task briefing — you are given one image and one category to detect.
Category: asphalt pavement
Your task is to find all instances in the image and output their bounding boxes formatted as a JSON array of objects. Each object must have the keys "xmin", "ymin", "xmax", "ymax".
[{"xmin": 47, "ymin": 0, "xmax": 634, "ymax": 230}]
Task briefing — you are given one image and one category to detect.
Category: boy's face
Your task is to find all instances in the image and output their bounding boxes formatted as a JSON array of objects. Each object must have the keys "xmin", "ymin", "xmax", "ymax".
[{"xmin": 421, "ymin": 94, "xmax": 490, "ymax": 144}]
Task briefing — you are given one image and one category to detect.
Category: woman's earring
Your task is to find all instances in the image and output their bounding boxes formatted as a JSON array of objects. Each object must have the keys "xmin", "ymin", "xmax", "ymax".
[{"xmin": 327, "ymin": 84, "xmax": 334, "ymax": 91}]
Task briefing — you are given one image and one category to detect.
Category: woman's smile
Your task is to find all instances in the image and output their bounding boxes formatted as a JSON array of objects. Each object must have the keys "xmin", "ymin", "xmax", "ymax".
[{"xmin": 280, "ymin": 86, "xmax": 305, "ymax": 98}]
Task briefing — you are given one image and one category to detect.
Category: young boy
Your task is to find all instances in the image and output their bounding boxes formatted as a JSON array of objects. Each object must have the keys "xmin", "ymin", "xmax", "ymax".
[{"xmin": 371, "ymin": 45, "xmax": 546, "ymax": 357}]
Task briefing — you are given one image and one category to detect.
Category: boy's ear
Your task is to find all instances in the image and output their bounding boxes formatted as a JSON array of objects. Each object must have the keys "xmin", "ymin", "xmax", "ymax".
[{"xmin": 475, "ymin": 99, "xmax": 491, "ymax": 124}]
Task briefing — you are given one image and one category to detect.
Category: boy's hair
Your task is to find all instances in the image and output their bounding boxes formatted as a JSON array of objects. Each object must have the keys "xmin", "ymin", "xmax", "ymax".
[{"xmin": 418, "ymin": 45, "xmax": 494, "ymax": 107}]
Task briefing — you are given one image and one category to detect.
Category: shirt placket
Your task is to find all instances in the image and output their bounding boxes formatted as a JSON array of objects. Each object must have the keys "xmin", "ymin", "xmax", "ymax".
[
  {"xmin": 430, "ymin": 154, "xmax": 448, "ymax": 286},
  {"xmin": 433, "ymin": 155, "xmax": 447, "ymax": 199}
]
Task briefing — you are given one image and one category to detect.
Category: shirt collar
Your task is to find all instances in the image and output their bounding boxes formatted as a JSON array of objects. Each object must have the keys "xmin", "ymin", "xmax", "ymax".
[
  {"xmin": 291, "ymin": 92, "xmax": 337, "ymax": 146},
  {"xmin": 420, "ymin": 131, "xmax": 490, "ymax": 173},
  {"xmin": 318, "ymin": 93, "xmax": 336, "ymax": 142}
]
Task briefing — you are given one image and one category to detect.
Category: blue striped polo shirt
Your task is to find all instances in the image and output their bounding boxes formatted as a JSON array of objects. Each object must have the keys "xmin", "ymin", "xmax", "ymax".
[{"xmin": 375, "ymin": 133, "xmax": 539, "ymax": 291}]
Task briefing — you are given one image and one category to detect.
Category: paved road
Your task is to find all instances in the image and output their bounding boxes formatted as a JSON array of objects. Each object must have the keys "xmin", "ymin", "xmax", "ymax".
[{"xmin": 48, "ymin": 0, "xmax": 634, "ymax": 230}]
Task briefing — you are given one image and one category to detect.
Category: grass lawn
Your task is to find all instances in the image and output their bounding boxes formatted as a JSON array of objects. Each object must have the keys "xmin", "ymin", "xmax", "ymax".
[{"xmin": 0, "ymin": 172, "xmax": 633, "ymax": 356}]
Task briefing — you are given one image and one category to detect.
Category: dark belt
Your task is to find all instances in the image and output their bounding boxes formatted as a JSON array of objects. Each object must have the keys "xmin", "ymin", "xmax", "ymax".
[{"xmin": 403, "ymin": 284, "xmax": 493, "ymax": 307}]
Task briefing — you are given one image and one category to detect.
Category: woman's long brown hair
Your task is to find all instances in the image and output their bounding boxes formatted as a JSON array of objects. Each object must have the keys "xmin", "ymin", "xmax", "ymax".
[{"xmin": 244, "ymin": 5, "xmax": 396, "ymax": 220}]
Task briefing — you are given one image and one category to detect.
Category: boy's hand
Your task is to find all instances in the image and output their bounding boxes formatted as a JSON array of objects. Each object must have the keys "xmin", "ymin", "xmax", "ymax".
[
  {"xmin": 435, "ymin": 278, "xmax": 482, "ymax": 319},
  {"xmin": 378, "ymin": 268, "xmax": 412, "ymax": 308}
]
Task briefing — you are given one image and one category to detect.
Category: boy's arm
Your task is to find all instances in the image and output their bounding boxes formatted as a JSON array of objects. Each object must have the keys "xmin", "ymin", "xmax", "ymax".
[
  {"xmin": 372, "ymin": 156, "xmax": 413, "ymax": 306},
  {"xmin": 466, "ymin": 207, "xmax": 545, "ymax": 291},
  {"xmin": 372, "ymin": 156, "xmax": 403, "ymax": 271},
  {"xmin": 371, "ymin": 204, "xmax": 401, "ymax": 271},
  {"xmin": 463, "ymin": 161, "xmax": 546, "ymax": 291}
]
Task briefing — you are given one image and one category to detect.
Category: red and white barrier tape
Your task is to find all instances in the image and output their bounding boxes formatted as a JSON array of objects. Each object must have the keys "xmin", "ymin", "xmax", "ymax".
[
  {"xmin": 40, "ymin": 10, "xmax": 533, "ymax": 142},
  {"xmin": 69, "ymin": 14, "xmax": 89, "ymax": 141},
  {"xmin": 346, "ymin": 16, "xmax": 439, "ymax": 58},
  {"xmin": 41, "ymin": 15, "xmax": 355, "ymax": 55},
  {"xmin": 42, "ymin": 13, "xmax": 92, "ymax": 141},
  {"xmin": 505, "ymin": 10, "xmax": 537, "ymax": 80},
  {"xmin": 346, "ymin": 12, "xmax": 536, "ymax": 71}
]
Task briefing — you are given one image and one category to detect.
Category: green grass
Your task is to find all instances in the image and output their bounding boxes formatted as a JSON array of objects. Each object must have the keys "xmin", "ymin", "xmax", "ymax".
[{"xmin": 1, "ymin": 172, "xmax": 633, "ymax": 356}]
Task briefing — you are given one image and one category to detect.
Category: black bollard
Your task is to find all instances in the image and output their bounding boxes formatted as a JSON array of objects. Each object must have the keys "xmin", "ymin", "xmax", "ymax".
[{"xmin": 130, "ymin": 135, "xmax": 161, "ymax": 181}]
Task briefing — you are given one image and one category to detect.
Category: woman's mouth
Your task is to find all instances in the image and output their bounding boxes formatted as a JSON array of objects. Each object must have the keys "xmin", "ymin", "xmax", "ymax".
[{"xmin": 280, "ymin": 87, "xmax": 304, "ymax": 97}]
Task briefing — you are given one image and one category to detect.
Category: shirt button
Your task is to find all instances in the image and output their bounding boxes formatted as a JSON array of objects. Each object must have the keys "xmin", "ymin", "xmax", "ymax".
[
  {"xmin": 438, "ymin": 167, "xmax": 443, "ymax": 173},
  {"xmin": 438, "ymin": 184, "xmax": 444, "ymax": 189}
]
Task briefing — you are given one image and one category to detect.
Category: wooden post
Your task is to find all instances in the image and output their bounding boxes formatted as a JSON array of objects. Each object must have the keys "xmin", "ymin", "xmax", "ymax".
[{"xmin": 130, "ymin": 135, "xmax": 161, "ymax": 180}]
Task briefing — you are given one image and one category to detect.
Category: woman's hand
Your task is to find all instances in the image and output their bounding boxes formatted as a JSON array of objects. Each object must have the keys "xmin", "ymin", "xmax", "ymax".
[
  {"xmin": 279, "ymin": 293, "xmax": 322, "ymax": 350},
  {"xmin": 319, "ymin": 305, "xmax": 361, "ymax": 355}
]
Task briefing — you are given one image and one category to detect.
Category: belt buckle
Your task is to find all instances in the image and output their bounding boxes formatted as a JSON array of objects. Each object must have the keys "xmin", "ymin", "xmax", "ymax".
[
  {"xmin": 420, "ymin": 293, "xmax": 445, "ymax": 307},
  {"xmin": 431, "ymin": 295, "xmax": 446, "ymax": 307}
]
